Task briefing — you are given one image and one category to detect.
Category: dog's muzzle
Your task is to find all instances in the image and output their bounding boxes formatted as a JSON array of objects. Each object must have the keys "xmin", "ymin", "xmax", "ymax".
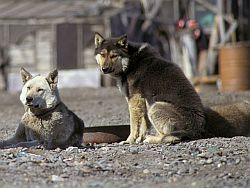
[
  {"xmin": 26, "ymin": 96, "xmax": 33, "ymax": 103},
  {"xmin": 101, "ymin": 67, "xmax": 114, "ymax": 74},
  {"xmin": 26, "ymin": 96, "xmax": 39, "ymax": 108}
]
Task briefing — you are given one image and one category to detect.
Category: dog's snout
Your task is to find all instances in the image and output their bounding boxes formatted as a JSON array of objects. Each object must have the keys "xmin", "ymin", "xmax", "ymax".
[
  {"xmin": 26, "ymin": 96, "xmax": 33, "ymax": 103},
  {"xmin": 101, "ymin": 67, "xmax": 109, "ymax": 73}
]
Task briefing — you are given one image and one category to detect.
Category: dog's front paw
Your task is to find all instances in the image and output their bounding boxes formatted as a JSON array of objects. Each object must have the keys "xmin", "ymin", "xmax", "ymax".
[
  {"xmin": 119, "ymin": 135, "xmax": 137, "ymax": 145},
  {"xmin": 135, "ymin": 136, "xmax": 145, "ymax": 144},
  {"xmin": 143, "ymin": 136, "xmax": 151, "ymax": 144}
]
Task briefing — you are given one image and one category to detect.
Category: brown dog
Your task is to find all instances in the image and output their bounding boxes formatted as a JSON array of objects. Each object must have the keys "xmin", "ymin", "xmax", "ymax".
[{"xmin": 94, "ymin": 33, "xmax": 250, "ymax": 144}]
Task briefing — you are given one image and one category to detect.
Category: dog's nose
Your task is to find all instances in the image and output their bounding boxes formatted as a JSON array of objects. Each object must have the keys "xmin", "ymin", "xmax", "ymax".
[
  {"xmin": 101, "ymin": 67, "xmax": 109, "ymax": 73},
  {"xmin": 26, "ymin": 96, "xmax": 33, "ymax": 103}
]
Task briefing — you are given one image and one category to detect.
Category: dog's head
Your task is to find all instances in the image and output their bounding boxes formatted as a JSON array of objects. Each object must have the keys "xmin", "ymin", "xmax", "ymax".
[
  {"xmin": 19, "ymin": 67, "xmax": 60, "ymax": 110},
  {"xmin": 94, "ymin": 32, "xmax": 129, "ymax": 76}
]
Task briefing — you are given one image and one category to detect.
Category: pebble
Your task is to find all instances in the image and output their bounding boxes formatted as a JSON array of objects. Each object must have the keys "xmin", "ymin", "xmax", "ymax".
[
  {"xmin": 143, "ymin": 169, "xmax": 150, "ymax": 174},
  {"xmin": 65, "ymin": 147, "xmax": 79, "ymax": 153},
  {"xmin": 191, "ymin": 181, "xmax": 197, "ymax": 187},
  {"xmin": 130, "ymin": 148, "xmax": 139, "ymax": 154},
  {"xmin": 235, "ymin": 158, "xmax": 241, "ymax": 164},
  {"xmin": 100, "ymin": 147, "xmax": 110, "ymax": 152},
  {"xmin": 55, "ymin": 148, "xmax": 62, "ymax": 152},
  {"xmin": 51, "ymin": 175, "xmax": 64, "ymax": 182},
  {"xmin": 16, "ymin": 151, "xmax": 28, "ymax": 158},
  {"xmin": 197, "ymin": 153, "xmax": 207, "ymax": 158},
  {"xmin": 177, "ymin": 168, "xmax": 188, "ymax": 175},
  {"xmin": 188, "ymin": 168, "xmax": 196, "ymax": 175},
  {"xmin": 217, "ymin": 163, "xmax": 223, "ymax": 168},
  {"xmin": 206, "ymin": 159, "xmax": 213, "ymax": 164}
]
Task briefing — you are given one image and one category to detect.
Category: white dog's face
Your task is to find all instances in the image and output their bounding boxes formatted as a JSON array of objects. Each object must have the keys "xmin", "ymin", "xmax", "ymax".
[{"xmin": 19, "ymin": 68, "xmax": 59, "ymax": 110}]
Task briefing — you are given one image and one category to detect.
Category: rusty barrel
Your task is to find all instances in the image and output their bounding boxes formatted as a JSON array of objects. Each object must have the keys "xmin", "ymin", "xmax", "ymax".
[{"xmin": 219, "ymin": 42, "xmax": 250, "ymax": 92}]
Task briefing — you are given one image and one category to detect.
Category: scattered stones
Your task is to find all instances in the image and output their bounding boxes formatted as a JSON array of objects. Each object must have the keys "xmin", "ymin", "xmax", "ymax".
[
  {"xmin": 0, "ymin": 136, "xmax": 249, "ymax": 188},
  {"xmin": 0, "ymin": 88, "xmax": 250, "ymax": 187}
]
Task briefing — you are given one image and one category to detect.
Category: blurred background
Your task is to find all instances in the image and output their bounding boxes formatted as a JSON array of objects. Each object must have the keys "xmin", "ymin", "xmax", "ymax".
[{"xmin": 0, "ymin": 0, "xmax": 249, "ymax": 93}]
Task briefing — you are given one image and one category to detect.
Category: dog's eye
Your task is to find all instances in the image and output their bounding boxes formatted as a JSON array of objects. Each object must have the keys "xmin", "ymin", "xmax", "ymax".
[
  {"xmin": 100, "ymin": 53, "xmax": 105, "ymax": 57},
  {"xmin": 37, "ymin": 88, "xmax": 44, "ymax": 92},
  {"xmin": 27, "ymin": 86, "xmax": 30, "ymax": 90}
]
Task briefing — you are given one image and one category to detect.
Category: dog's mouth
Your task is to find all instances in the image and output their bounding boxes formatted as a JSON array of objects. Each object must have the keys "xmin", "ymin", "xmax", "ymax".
[
  {"xmin": 26, "ymin": 103, "xmax": 40, "ymax": 108},
  {"xmin": 101, "ymin": 67, "xmax": 114, "ymax": 74}
]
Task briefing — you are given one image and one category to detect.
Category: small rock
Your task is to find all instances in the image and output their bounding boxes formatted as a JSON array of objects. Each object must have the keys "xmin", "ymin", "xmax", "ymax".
[
  {"xmin": 51, "ymin": 175, "xmax": 64, "ymax": 182},
  {"xmin": 65, "ymin": 147, "xmax": 78, "ymax": 153},
  {"xmin": 20, "ymin": 148, "xmax": 28, "ymax": 152},
  {"xmin": 199, "ymin": 159, "xmax": 206, "ymax": 165},
  {"xmin": 130, "ymin": 148, "xmax": 138, "ymax": 154},
  {"xmin": 217, "ymin": 163, "xmax": 222, "ymax": 168},
  {"xmin": 172, "ymin": 176, "xmax": 178, "ymax": 182},
  {"xmin": 167, "ymin": 171, "xmax": 173, "ymax": 176},
  {"xmin": 178, "ymin": 167, "xmax": 189, "ymax": 175},
  {"xmin": 100, "ymin": 147, "xmax": 110, "ymax": 152},
  {"xmin": 29, "ymin": 153, "xmax": 44, "ymax": 161},
  {"xmin": 16, "ymin": 151, "xmax": 28, "ymax": 158},
  {"xmin": 227, "ymin": 173, "xmax": 233, "ymax": 178},
  {"xmin": 143, "ymin": 169, "xmax": 150, "ymax": 174},
  {"xmin": 235, "ymin": 158, "xmax": 241, "ymax": 164},
  {"xmin": 188, "ymin": 168, "xmax": 196, "ymax": 174},
  {"xmin": 191, "ymin": 181, "xmax": 197, "ymax": 186},
  {"xmin": 197, "ymin": 153, "xmax": 207, "ymax": 158},
  {"xmin": 206, "ymin": 159, "xmax": 213, "ymax": 164},
  {"xmin": 55, "ymin": 148, "xmax": 62, "ymax": 152}
]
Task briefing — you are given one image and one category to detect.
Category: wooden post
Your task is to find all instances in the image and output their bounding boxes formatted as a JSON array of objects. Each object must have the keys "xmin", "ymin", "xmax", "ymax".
[
  {"xmin": 207, "ymin": 16, "xmax": 219, "ymax": 74},
  {"xmin": 77, "ymin": 23, "xmax": 83, "ymax": 68}
]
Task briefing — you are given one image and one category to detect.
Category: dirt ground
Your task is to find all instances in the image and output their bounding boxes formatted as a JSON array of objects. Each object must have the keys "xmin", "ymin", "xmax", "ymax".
[{"xmin": 0, "ymin": 87, "xmax": 249, "ymax": 188}]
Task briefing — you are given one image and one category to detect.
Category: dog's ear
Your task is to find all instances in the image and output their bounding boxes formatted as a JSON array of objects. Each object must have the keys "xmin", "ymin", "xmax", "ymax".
[
  {"xmin": 116, "ymin": 34, "xmax": 128, "ymax": 49},
  {"xmin": 46, "ymin": 69, "xmax": 58, "ymax": 89},
  {"xmin": 20, "ymin": 67, "xmax": 32, "ymax": 84},
  {"xmin": 95, "ymin": 32, "xmax": 105, "ymax": 48}
]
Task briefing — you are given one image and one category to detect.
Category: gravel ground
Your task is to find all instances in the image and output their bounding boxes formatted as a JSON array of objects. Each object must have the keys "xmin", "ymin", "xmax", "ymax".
[{"xmin": 0, "ymin": 87, "xmax": 249, "ymax": 188}]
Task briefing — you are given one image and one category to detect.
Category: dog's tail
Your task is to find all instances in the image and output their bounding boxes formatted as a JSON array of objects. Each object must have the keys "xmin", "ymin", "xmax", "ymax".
[{"xmin": 204, "ymin": 101, "xmax": 250, "ymax": 138}]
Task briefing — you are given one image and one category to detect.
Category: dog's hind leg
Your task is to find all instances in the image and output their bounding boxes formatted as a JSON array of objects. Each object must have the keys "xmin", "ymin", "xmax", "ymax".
[
  {"xmin": 144, "ymin": 134, "xmax": 181, "ymax": 144},
  {"xmin": 144, "ymin": 102, "xmax": 203, "ymax": 144}
]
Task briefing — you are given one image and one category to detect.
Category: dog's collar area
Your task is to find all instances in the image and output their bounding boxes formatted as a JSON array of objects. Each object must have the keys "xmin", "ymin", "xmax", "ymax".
[{"xmin": 29, "ymin": 102, "xmax": 62, "ymax": 117}]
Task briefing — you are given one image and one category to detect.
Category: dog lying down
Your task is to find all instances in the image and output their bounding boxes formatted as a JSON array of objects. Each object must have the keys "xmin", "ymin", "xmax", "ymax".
[{"xmin": 0, "ymin": 68, "xmax": 84, "ymax": 149}]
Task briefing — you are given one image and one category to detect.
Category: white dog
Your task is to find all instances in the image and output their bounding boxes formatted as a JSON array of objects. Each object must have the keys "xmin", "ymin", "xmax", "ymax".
[{"xmin": 0, "ymin": 67, "xmax": 84, "ymax": 149}]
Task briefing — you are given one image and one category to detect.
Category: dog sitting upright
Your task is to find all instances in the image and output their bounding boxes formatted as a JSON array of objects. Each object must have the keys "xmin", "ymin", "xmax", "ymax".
[
  {"xmin": 94, "ymin": 33, "xmax": 250, "ymax": 144},
  {"xmin": 0, "ymin": 68, "xmax": 84, "ymax": 149}
]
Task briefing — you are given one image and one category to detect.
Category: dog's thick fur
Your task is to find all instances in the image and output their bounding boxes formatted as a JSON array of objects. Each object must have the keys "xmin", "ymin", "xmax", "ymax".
[
  {"xmin": 94, "ymin": 33, "xmax": 250, "ymax": 144},
  {"xmin": 0, "ymin": 68, "xmax": 84, "ymax": 149}
]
